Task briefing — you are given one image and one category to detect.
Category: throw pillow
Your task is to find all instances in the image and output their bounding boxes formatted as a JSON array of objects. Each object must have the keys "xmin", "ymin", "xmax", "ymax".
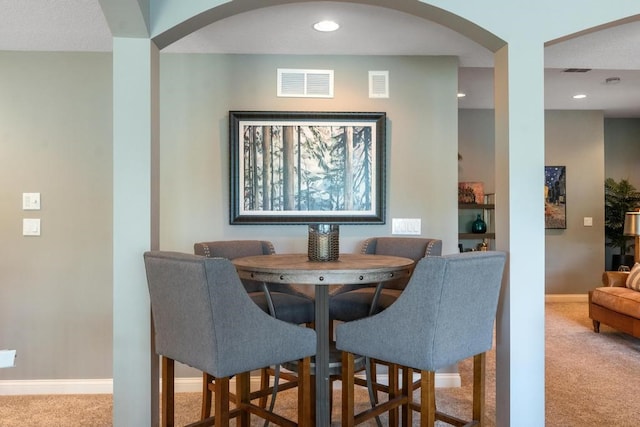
[{"xmin": 626, "ymin": 263, "xmax": 640, "ymax": 291}]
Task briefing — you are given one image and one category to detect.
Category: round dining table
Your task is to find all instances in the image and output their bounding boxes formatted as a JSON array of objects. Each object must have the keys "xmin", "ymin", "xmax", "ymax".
[{"xmin": 232, "ymin": 253, "xmax": 414, "ymax": 426}]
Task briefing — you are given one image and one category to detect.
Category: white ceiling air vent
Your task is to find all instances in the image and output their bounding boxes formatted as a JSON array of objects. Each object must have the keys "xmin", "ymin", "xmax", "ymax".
[
  {"xmin": 369, "ymin": 71, "xmax": 389, "ymax": 98},
  {"xmin": 277, "ymin": 69, "xmax": 333, "ymax": 98}
]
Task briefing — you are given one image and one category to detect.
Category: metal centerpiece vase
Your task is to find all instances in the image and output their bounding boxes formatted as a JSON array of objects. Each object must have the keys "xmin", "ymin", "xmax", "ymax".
[{"xmin": 308, "ymin": 224, "xmax": 340, "ymax": 262}]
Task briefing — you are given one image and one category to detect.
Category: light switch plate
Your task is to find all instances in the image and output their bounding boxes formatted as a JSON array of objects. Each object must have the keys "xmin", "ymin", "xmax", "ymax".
[
  {"xmin": 23, "ymin": 218, "xmax": 41, "ymax": 236},
  {"xmin": 22, "ymin": 193, "xmax": 40, "ymax": 210},
  {"xmin": 583, "ymin": 217, "xmax": 593, "ymax": 227},
  {"xmin": 391, "ymin": 218, "xmax": 421, "ymax": 235}
]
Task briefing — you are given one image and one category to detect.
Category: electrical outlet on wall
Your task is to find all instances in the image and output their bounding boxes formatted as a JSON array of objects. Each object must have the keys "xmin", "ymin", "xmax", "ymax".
[
  {"xmin": 391, "ymin": 218, "xmax": 421, "ymax": 235},
  {"xmin": 0, "ymin": 350, "xmax": 16, "ymax": 368},
  {"xmin": 23, "ymin": 218, "xmax": 41, "ymax": 236}
]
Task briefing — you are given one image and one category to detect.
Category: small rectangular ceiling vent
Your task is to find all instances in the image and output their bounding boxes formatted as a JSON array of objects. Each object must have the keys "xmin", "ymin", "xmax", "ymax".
[
  {"xmin": 563, "ymin": 68, "xmax": 591, "ymax": 73},
  {"xmin": 369, "ymin": 71, "xmax": 389, "ymax": 98},
  {"xmin": 277, "ymin": 68, "xmax": 333, "ymax": 98}
]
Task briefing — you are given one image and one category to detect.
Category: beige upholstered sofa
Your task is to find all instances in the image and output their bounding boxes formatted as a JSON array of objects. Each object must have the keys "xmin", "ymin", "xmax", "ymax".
[{"xmin": 589, "ymin": 271, "xmax": 640, "ymax": 339}]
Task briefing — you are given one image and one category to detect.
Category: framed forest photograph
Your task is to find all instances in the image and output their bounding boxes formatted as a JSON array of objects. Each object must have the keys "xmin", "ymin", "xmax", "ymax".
[{"xmin": 229, "ymin": 111, "xmax": 386, "ymax": 224}]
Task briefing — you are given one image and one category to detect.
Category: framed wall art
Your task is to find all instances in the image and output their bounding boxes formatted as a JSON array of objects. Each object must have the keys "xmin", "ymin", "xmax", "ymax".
[
  {"xmin": 545, "ymin": 165, "xmax": 567, "ymax": 229},
  {"xmin": 229, "ymin": 111, "xmax": 386, "ymax": 224}
]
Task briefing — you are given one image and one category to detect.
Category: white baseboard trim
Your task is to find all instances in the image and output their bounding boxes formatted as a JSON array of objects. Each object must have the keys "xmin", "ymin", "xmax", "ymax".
[
  {"xmin": 545, "ymin": 294, "xmax": 588, "ymax": 303},
  {"xmin": 0, "ymin": 378, "xmax": 202, "ymax": 396},
  {"xmin": 0, "ymin": 372, "xmax": 461, "ymax": 396},
  {"xmin": 435, "ymin": 372, "xmax": 462, "ymax": 388},
  {"xmin": 0, "ymin": 379, "xmax": 114, "ymax": 395}
]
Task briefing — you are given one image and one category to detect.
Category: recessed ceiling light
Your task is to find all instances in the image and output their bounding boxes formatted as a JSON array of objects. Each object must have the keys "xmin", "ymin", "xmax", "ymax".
[
  {"xmin": 573, "ymin": 94, "xmax": 587, "ymax": 99},
  {"xmin": 457, "ymin": 93, "xmax": 466, "ymax": 98},
  {"xmin": 313, "ymin": 20, "xmax": 340, "ymax": 32}
]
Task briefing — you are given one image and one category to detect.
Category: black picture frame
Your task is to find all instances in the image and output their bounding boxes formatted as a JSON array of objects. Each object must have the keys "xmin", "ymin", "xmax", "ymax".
[
  {"xmin": 229, "ymin": 111, "xmax": 386, "ymax": 225},
  {"xmin": 545, "ymin": 165, "xmax": 567, "ymax": 229}
]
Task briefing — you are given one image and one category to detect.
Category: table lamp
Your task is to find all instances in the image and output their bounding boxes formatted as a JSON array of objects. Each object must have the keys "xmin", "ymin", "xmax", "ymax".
[{"xmin": 623, "ymin": 211, "xmax": 640, "ymax": 265}]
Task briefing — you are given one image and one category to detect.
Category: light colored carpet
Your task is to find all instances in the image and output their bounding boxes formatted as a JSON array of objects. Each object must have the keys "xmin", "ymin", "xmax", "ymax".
[
  {"xmin": 544, "ymin": 302, "xmax": 640, "ymax": 426},
  {"xmin": 1, "ymin": 302, "xmax": 639, "ymax": 426}
]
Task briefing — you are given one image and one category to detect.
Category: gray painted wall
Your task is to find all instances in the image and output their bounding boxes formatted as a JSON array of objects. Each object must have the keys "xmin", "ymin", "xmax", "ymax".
[
  {"xmin": 605, "ymin": 119, "xmax": 640, "ymax": 185},
  {"xmin": 0, "ymin": 52, "xmax": 113, "ymax": 379},
  {"xmin": 159, "ymin": 54, "xmax": 459, "ymax": 256},
  {"xmin": 458, "ymin": 109, "xmax": 495, "ymax": 194},
  {"xmin": 544, "ymin": 111, "xmax": 605, "ymax": 293}
]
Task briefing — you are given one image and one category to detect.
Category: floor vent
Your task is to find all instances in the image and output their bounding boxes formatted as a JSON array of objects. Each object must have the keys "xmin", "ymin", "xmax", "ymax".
[
  {"xmin": 369, "ymin": 71, "xmax": 389, "ymax": 98},
  {"xmin": 277, "ymin": 69, "xmax": 333, "ymax": 98}
]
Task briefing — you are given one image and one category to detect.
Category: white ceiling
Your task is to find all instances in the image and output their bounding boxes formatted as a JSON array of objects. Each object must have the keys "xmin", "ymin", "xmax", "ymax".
[{"xmin": 1, "ymin": 0, "xmax": 639, "ymax": 117}]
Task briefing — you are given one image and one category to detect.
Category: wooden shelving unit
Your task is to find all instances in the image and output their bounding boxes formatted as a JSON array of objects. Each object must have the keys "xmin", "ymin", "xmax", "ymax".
[{"xmin": 458, "ymin": 195, "xmax": 495, "ymax": 250}]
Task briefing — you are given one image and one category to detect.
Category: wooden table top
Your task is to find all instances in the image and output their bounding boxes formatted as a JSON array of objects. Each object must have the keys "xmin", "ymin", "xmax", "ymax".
[{"xmin": 232, "ymin": 253, "xmax": 414, "ymax": 285}]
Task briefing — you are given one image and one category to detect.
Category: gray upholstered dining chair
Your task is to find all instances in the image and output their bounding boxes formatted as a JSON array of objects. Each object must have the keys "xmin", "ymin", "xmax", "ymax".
[
  {"xmin": 329, "ymin": 237, "xmax": 442, "ymax": 413},
  {"xmin": 329, "ymin": 237, "xmax": 442, "ymax": 321},
  {"xmin": 144, "ymin": 251, "xmax": 316, "ymax": 427},
  {"xmin": 336, "ymin": 251, "xmax": 506, "ymax": 427},
  {"xmin": 194, "ymin": 240, "xmax": 315, "ymax": 419}
]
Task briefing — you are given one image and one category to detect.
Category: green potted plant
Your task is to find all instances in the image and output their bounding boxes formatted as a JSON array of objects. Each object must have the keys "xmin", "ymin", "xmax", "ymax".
[{"xmin": 604, "ymin": 178, "xmax": 640, "ymax": 269}]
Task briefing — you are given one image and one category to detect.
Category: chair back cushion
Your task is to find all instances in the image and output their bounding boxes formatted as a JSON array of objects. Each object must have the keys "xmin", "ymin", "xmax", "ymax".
[
  {"xmin": 194, "ymin": 240, "xmax": 274, "ymax": 259},
  {"xmin": 361, "ymin": 237, "xmax": 443, "ymax": 290},
  {"xmin": 144, "ymin": 251, "xmax": 221, "ymax": 374},
  {"xmin": 194, "ymin": 240, "xmax": 275, "ymax": 292},
  {"xmin": 336, "ymin": 251, "xmax": 506, "ymax": 371}
]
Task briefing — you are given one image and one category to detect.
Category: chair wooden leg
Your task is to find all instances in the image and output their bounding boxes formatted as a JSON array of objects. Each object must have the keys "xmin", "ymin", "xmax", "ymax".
[
  {"xmin": 236, "ymin": 372, "xmax": 251, "ymax": 427},
  {"xmin": 341, "ymin": 351, "xmax": 356, "ymax": 427},
  {"xmin": 298, "ymin": 357, "xmax": 312, "ymax": 427},
  {"xmin": 259, "ymin": 367, "xmax": 270, "ymax": 408},
  {"xmin": 214, "ymin": 376, "xmax": 230, "ymax": 427},
  {"xmin": 201, "ymin": 372, "xmax": 213, "ymax": 419},
  {"xmin": 309, "ymin": 375, "xmax": 316, "ymax": 423},
  {"xmin": 162, "ymin": 356, "xmax": 175, "ymax": 427},
  {"xmin": 420, "ymin": 370, "xmax": 436, "ymax": 427},
  {"xmin": 370, "ymin": 359, "xmax": 379, "ymax": 403},
  {"xmin": 473, "ymin": 353, "xmax": 486, "ymax": 426},
  {"xmin": 388, "ymin": 363, "xmax": 399, "ymax": 427},
  {"xmin": 401, "ymin": 366, "xmax": 412, "ymax": 427}
]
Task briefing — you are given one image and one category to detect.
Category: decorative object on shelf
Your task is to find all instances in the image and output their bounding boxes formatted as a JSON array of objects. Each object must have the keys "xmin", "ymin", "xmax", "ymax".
[
  {"xmin": 308, "ymin": 224, "xmax": 339, "ymax": 261},
  {"xmin": 478, "ymin": 239, "xmax": 489, "ymax": 251},
  {"xmin": 471, "ymin": 214, "xmax": 487, "ymax": 234},
  {"xmin": 458, "ymin": 182, "xmax": 484, "ymax": 204},
  {"xmin": 229, "ymin": 111, "xmax": 386, "ymax": 225},
  {"xmin": 544, "ymin": 166, "xmax": 567, "ymax": 229},
  {"xmin": 458, "ymin": 193, "xmax": 494, "ymax": 250}
]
